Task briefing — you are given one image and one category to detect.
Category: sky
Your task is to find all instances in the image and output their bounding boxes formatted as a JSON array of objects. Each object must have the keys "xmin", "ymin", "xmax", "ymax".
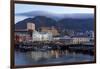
[
  {"xmin": 15, "ymin": 4, "xmax": 94, "ymax": 14},
  {"xmin": 15, "ymin": 4, "xmax": 94, "ymax": 23}
]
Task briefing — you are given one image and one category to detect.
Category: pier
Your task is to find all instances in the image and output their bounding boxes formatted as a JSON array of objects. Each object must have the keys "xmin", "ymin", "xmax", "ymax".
[{"xmin": 15, "ymin": 41, "xmax": 94, "ymax": 55}]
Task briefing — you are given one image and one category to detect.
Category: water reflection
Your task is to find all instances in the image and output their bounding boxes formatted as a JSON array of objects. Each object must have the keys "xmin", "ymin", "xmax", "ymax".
[
  {"xmin": 26, "ymin": 50, "xmax": 68, "ymax": 61},
  {"xmin": 15, "ymin": 49, "xmax": 94, "ymax": 65}
]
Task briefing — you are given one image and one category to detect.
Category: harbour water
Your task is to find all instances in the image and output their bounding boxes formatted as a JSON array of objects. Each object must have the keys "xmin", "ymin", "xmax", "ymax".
[{"xmin": 15, "ymin": 48, "xmax": 94, "ymax": 66}]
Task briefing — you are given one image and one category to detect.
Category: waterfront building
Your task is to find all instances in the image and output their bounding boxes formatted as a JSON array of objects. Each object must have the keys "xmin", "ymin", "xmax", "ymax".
[
  {"xmin": 72, "ymin": 35, "xmax": 90, "ymax": 44},
  {"xmin": 53, "ymin": 37, "xmax": 60, "ymax": 41},
  {"xmin": 15, "ymin": 23, "xmax": 35, "ymax": 43},
  {"xmin": 32, "ymin": 31, "xmax": 53, "ymax": 41},
  {"xmin": 15, "ymin": 22, "xmax": 53, "ymax": 42},
  {"xmin": 59, "ymin": 36, "xmax": 72, "ymax": 44},
  {"xmin": 40, "ymin": 26, "xmax": 60, "ymax": 36},
  {"xmin": 89, "ymin": 31, "xmax": 94, "ymax": 38},
  {"xmin": 53, "ymin": 35, "xmax": 72, "ymax": 44},
  {"xmin": 85, "ymin": 31, "xmax": 94, "ymax": 38},
  {"xmin": 15, "ymin": 29, "xmax": 32, "ymax": 43}
]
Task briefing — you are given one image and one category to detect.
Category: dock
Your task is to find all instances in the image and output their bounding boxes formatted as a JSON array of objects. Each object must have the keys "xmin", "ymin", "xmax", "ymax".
[{"xmin": 15, "ymin": 41, "xmax": 94, "ymax": 55}]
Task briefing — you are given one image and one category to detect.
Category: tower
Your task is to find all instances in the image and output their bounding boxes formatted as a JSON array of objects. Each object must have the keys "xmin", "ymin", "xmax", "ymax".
[
  {"xmin": 27, "ymin": 23, "xmax": 35, "ymax": 37},
  {"xmin": 27, "ymin": 22, "xmax": 35, "ymax": 31}
]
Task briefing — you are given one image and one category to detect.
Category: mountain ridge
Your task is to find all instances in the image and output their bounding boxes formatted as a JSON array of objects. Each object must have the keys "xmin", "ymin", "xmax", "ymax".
[
  {"xmin": 15, "ymin": 15, "xmax": 94, "ymax": 32},
  {"xmin": 16, "ymin": 11, "xmax": 94, "ymax": 21}
]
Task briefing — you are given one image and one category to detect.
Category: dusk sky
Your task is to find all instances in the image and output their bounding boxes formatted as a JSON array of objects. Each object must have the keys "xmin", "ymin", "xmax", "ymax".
[{"xmin": 15, "ymin": 4, "xmax": 94, "ymax": 23}]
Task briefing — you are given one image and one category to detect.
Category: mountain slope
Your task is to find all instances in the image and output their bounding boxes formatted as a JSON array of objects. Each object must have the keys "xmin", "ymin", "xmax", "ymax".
[{"xmin": 15, "ymin": 15, "xmax": 94, "ymax": 31}]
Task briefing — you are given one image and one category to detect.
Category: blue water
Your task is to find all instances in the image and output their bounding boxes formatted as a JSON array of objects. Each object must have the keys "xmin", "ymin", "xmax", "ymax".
[{"xmin": 15, "ymin": 49, "xmax": 94, "ymax": 66}]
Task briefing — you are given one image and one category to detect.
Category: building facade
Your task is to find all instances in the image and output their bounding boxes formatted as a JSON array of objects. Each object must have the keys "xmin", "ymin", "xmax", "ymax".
[
  {"xmin": 40, "ymin": 26, "xmax": 59, "ymax": 36},
  {"xmin": 15, "ymin": 23, "xmax": 35, "ymax": 43},
  {"xmin": 72, "ymin": 36, "xmax": 90, "ymax": 44},
  {"xmin": 32, "ymin": 31, "xmax": 53, "ymax": 41},
  {"xmin": 27, "ymin": 22, "xmax": 35, "ymax": 31},
  {"xmin": 15, "ymin": 30, "xmax": 32, "ymax": 43}
]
